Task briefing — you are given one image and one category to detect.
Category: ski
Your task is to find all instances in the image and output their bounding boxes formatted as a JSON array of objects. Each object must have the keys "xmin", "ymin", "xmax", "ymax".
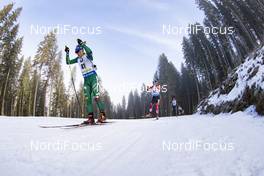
[
  {"xmin": 39, "ymin": 121, "xmax": 113, "ymax": 129},
  {"xmin": 61, "ymin": 122, "xmax": 111, "ymax": 129},
  {"xmin": 60, "ymin": 123, "xmax": 100, "ymax": 129},
  {"xmin": 39, "ymin": 123, "xmax": 87, "ymax": 128}
]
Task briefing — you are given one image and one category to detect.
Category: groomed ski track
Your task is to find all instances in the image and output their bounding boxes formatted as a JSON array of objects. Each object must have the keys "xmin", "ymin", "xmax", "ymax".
[{"xmin": 0, "ymin": 112, "xmax": 264, "ymax": 176}]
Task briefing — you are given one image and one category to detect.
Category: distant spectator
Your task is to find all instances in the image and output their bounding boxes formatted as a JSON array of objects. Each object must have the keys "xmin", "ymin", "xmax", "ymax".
[{"xmin": 171, "ymin": 96, "xmax": 177, "ymax": 116}]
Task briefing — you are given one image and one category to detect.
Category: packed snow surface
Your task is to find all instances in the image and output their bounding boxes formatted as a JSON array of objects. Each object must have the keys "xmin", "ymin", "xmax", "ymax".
[{"xmin": 0, "ymin": 112, "xmax": 264, "ymax": 176}]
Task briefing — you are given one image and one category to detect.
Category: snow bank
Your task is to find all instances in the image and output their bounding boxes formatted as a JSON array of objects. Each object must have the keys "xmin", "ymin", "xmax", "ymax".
[{"xmin": 198, "ymin": 46, "xmax": 264, "ymax": 115}]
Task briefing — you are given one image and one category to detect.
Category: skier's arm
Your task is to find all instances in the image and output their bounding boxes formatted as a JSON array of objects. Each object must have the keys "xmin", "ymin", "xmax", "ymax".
[
  {"xmin": 81, "ymin": 43, "xmax": 93, "ymax": 60},
  {"xmin": 65, "ymin": 46, "xmax": 77, "ymax": 64},
  {"xmin": 147, "ymin": 85, "xmax": 154, "ymax": 91},
  {"xmin": 66, "ymin": 54, "xmax": 78, "ymax": 65}
]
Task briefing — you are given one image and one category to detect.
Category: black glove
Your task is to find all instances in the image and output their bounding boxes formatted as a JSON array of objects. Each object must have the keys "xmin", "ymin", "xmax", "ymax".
[
  {"xmin": 65, "ymin": 46, "xmax": 69, "ymax": 53},
  {"xmin": 77, "ymin": 39, "xmax": 83, "ymax": 45}
]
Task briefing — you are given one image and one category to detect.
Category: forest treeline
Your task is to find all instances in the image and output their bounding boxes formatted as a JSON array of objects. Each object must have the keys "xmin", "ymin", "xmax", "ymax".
[
  {"xmin": 1, "ymin": 1, "xmax": 264, "ymax": 118},
  {"xmin": 114, "ymin": 0, "xmax": 264, "ymax": 118},
  {"xmin": 0, "ymin": 3, "xmax": 111, "ymax": 118}
]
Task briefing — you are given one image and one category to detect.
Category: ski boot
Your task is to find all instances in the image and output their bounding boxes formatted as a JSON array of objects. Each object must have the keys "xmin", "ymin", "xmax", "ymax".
[
  {"xmin": 150, "ymin": 111, "xmax": 158, "ymax": 120},
  {"xmin": 97, "ymin": 112, "xmax": 106, "ymax": 123},
  {"xmin": 145, "ymin": 113, "xmax": 152, "ymax": 118},
  {"xmin": 83, "ymin": 113, "xmax": 95, "ymax": 125},
  {"xmin": 155, "ymin": 112, "xmax": 159, "ymax": 120}
]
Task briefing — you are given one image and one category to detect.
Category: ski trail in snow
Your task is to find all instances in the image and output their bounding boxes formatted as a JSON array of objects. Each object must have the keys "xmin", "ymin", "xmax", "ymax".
[
  {"xmin": 89, "ymin": 132, "xmax": 142, "ymax": 174},
  {"xmin": 0, "ymin": 114, "xmax": 264, "ymax": 176}
]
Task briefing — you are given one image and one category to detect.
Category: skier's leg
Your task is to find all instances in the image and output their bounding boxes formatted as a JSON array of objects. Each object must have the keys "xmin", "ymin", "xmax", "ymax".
[
  {"xmin": 83, "ymin": 78, "xmax": 95, "ymax": 124},
  {"xmin": 91, "ymin": 74, "xmax": 106, "ymax": 122},
  {"xmin": 155, "ymin": 98, "xmax": 160, "ymax": 119},
  {"xmin": 172, "ymin": 106, "xmax": 176, "ymax": 116},
  {"xmin": 84, "ymin": 85, "xmax": 93, "ymax": 113},
  {"xmin": 94, "ymin": 96, "xmax": 105, "ymax": 112},
  {"xmin": 155, "ymin": 103, "xmax": 159, "ymax": 115},
  {"xmin": 144, "ymin": 102, "xmax": 153, "ymax": 117},
  {"xmin": 95, "ymin": 95, "xmax": 106, "ymax": 122},
  {"xmin": 92, "ymin": 75, "xmax": 105, "ymax": 111},
  {"xmin": 149, "ymin": 103, "xmax": 153, "ymax": 113}
]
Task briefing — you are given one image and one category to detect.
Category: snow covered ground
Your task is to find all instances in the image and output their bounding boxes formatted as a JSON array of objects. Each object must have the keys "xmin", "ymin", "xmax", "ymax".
[
  {"xmin": 0, "ymin": 112, "xmax": 264, "ymax": 176},
  {"xmin": 207, "ymin": 46, "xmax": 264, "ymax": 106}
]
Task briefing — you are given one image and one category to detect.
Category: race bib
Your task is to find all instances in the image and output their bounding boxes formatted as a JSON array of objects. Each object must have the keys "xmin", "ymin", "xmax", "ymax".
[{"xmin": 78, "ymin": 56, "xmax": 94, "ymax": 75}]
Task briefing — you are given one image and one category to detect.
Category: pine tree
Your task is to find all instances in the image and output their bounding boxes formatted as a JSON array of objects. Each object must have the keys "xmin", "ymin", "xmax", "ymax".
[
  {"xmin": 182, "ymin": 37, "xmax": 201, "ymax": 103},
  {"xmin": 127, "ymin": 91, "xmax": 135, "ymax": 118},
  {"xmin": 16, "ymin": 57, "xmax": 32, "ymax": 116},
  {"xmin": 134, "ymin": 90, "xmax": 142, "ymax": 118},
  {"xmin": 32, "ymin": 32, "xmax": 59, "ymax": 116},
  {"xmin": 50, "ymin": 52, "xmax": 67, "ymax": 117},
  {"xmin": 0, "ymin": 3, "xmax": 23, "ymax": 115},
  {"xmin": 121, "ymin": 96, "xmax": 127, "ymax": 118}
]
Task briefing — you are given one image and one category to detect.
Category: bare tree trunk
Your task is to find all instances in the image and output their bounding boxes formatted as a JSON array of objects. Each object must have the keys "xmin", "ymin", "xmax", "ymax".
[
  {"xmin": 200, "ymin": 56, "xmax": 213, "ymax": 90},
  {"xmin": 33, "ymin": 78, "xmax": 39, "ymax": 116},
  {"xmin": 13, "ymin": 92, "xmax": 18, "ymax": 116},
  {"xmin": 193, "ymin": 68, "xmax": 201, "ymax": 103},
  {"xmin": 28, "ymin": 91, "xmax": 31, "ymax": 116},
  {"xmin": 43, "ymin": 87, "xmax": 46, "ymax": 117},
  {"xmin": 11, "ymin": 98, "xmax": 13, "ymax": 116},
  {"xmin": 20, "ymin": 90, "xmax": 24, "ymax": 116},
  {"xmin": 48, "ymin": 81, "xmax": 53, "ymax": 117},
  {"xmin": 1, "ymin": 69, "xmax": 10, "ymax": 115},
  {"xmin": 20, "ymin": 91, "xmax": 24, "ymax": 116},
  {"xmin": 41, "ymin": 78, "xmax": 50, "ymax": 117}
]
